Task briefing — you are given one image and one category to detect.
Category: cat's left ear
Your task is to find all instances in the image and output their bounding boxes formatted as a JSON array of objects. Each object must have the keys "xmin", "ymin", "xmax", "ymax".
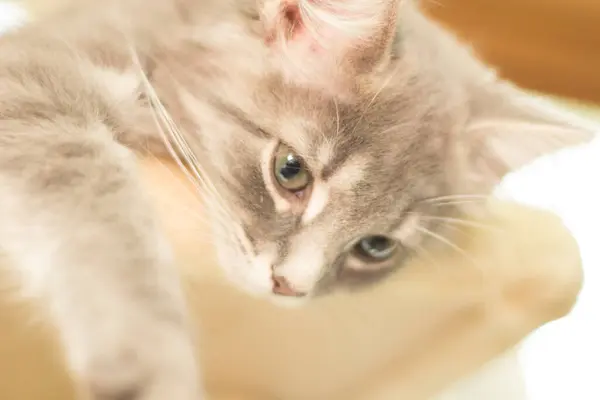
[
  {"xmin": 461, "ymin": 82, "xmax": 598, "ymax": 191},
  {"xmin": 259, "ymin": 0, "xmax": 400, "ymax": 91}
]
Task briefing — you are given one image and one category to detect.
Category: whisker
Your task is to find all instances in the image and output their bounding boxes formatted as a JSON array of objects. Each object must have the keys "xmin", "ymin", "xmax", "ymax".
[
  {"xmin": 143, "ymin": 155, "xmax": 212, "ymax": 225},
  {"xmin": 411, "ymin": 243, "xmax": 443, "ymax": 273},
  {"xmin": 146, "ymin": 153, "xmax": 201, "ymax": 199},
  {"xmin": 414, "ymin": 225, "xmax": 478, "ymax": 266},
  {"xmin": 131, "ymin": 48, "xmax": 236, "ymax": 220},
  {"xmin": 425, "ymin": 199, "xmax": 491, "ymax": 208},
  {"xmin": 421, "ymin": 194, "xmax": 490, "ymax": 204},
  {"xmin": 419, "ymin": 215, "xmax": 503, "ymax": 233},
  {"xmin": 132, "ymin": 55, "xmax": 204, "ymax": 193},
  {"xmin": 157, "ymin": 88, "xmax": 241, "ymax": 225},
  {"xmin": 130, "ymin": 48, "xmax": 251, "ymax": 256},
  {"xmin": 414, "ymin": 226, "xmax": 496, "ymax": 287}
]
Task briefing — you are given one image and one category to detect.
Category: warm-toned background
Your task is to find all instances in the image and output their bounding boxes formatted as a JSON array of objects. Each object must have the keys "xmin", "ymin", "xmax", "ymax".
[{"xmin": 424, "ymin": 0, "xmax": 600, "ymax": 106}]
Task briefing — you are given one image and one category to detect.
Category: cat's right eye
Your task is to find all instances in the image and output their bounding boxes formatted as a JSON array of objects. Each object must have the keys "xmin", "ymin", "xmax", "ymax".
[{"xmin": 272, "ymin": 143, "xmax": 312, "ymax": 195}]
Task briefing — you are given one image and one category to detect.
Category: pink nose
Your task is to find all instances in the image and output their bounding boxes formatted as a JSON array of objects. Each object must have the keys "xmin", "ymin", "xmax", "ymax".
[{"xmin": 271, "ymin": 274, "xmax": 307, "ymax": 297}]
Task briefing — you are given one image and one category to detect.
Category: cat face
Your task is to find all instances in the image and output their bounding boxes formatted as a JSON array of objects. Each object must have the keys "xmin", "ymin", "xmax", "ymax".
[{"xmin": 171, "ymin": 0, "xmax": 594, "ymax": 304}]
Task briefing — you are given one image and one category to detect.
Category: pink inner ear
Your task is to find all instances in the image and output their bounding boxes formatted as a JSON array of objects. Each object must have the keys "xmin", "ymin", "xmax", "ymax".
[
  {"xmin": 264, "ymin": 1, "xmax": 327, "ymax": 54},
  {"xmin": 264, "ymin": 2, "xmax": 302, "ymax": 44},
  {"xmin": 262, "ymin": 0, "xmax": 397, "ymax": 94},
  {"xmin": 283, "ymin": 3, "xmax": 305, "ymax": 40}
]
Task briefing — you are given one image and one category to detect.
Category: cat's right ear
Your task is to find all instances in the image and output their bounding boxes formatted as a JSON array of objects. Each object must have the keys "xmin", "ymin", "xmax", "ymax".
[
  {"xmin": 459, "ymin": 82, "xmax": 598, "ymax": 193},
  {"xmin": 259, "ymin": 0, "xmax": 401, "ymax": 93}
]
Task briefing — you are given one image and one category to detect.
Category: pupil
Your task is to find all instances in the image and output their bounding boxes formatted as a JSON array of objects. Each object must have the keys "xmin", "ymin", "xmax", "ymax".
[
  {"xmin": 365, "ymin": 236, "xmax": 390, "ymax": 253},
  {"xmin": 280, "ymin": 156, "xmax": 301, "ymax": 180}
]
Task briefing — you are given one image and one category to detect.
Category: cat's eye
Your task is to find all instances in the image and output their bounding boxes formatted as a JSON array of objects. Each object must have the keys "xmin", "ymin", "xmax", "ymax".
[
  {"xmin": 353, "ymin": 235, "xmax": 398, "ymax": 262},
  {"xmin": 273, "ymin": 144, "xmax": 311, "ymax": 192}
]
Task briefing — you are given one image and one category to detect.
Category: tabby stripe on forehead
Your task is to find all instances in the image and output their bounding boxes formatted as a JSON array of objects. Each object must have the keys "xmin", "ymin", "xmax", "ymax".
[
  {"xmin": 320, "ymin": 139, "xmax": 363, "ymax": 181},
  {"xmin": 207, "ymin": 96, "xmax": 271, "ymax": 138},
  {"xmin": 321, "ymin": 155, "xmax": 350, "ymax": 181}
]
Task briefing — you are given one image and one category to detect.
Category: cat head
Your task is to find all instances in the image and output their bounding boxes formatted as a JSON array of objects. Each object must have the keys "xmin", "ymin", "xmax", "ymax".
[{"xmin": 171, "ymin": 0, "xmax": 595, "ymax": 305}]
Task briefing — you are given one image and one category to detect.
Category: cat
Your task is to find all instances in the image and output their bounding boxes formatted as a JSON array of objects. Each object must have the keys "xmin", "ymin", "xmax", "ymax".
[{"xmin": 1, "ymin": 0, "xmax": 595, "ymax": 399}]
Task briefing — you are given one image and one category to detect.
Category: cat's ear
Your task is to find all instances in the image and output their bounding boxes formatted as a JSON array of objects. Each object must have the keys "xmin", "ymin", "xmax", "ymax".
[
  {"xmin": 461, "ymin": 83, "xmax": 598, "ymax": 191},
  {"xmin": 259, "ymin": 0, "xmax": 400, "ymax": 91}
]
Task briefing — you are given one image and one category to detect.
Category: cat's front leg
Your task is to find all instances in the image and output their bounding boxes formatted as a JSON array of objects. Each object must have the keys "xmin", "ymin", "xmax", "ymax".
[{"xmin": 0, "ymin": 121, "xmax": 202, "ymax": 400}]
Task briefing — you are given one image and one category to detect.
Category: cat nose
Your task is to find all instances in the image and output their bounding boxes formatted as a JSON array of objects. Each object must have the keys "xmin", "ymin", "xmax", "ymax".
[{"xmin": 271, "ymin": 274, "xmax": 307, "ymax": 297}]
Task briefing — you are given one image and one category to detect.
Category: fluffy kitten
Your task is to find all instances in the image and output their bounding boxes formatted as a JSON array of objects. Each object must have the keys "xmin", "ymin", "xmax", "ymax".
[{"xmin": 1, "ymin": 0, "xmax": 595, "ymax": 399}]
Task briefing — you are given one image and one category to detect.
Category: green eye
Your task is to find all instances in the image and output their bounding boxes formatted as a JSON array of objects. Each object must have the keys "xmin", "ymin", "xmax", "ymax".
[
  {"xmin": 354, "ymin": 235, "xmax": 398, "ymax": 261},
  {"xmin": 273, "ymin": 144, "xmax": 310, "ymax": 192}
]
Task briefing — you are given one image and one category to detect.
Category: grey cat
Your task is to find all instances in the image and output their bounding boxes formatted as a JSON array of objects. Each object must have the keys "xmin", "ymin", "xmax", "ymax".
[{"xmin": 0, "ymin": 0, "xmax": 594, "ymax": 399}]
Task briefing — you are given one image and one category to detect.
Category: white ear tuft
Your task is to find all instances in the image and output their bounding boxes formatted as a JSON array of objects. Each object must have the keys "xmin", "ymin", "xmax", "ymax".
[{"xmin": 298, "ymin": 0, "xmax": 393, "ymax": 45}]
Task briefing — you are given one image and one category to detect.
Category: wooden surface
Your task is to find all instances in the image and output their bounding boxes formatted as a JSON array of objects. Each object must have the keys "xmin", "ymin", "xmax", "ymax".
[{"xmin": 423, "ymin": 0, "xmax": 600, "ymax": 105}]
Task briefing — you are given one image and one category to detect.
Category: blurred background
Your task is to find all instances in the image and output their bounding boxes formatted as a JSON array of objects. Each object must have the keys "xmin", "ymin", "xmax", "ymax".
[{"xmin": 422, "ymin": 0, "xmax": 600, "ymax": 116}]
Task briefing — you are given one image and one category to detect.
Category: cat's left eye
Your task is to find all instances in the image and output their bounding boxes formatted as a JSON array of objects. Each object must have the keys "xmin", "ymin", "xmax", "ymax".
[
  {"xmin": 273, "ymin": 144, "xmax": 311, "ymax": 193},
  {"xmin": 353, "ymin": 235, "xmax": 398, "ymax": 262}
]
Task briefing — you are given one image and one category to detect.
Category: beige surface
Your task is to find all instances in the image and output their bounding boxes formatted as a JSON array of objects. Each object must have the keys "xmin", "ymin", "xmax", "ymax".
[
  {"xmin": 0, "ymin": 157, "xmax": 583, "ymax": 400},
  {"xmin": 0, "ymin": 296, "xmax": 74, "ymax": 399}
]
